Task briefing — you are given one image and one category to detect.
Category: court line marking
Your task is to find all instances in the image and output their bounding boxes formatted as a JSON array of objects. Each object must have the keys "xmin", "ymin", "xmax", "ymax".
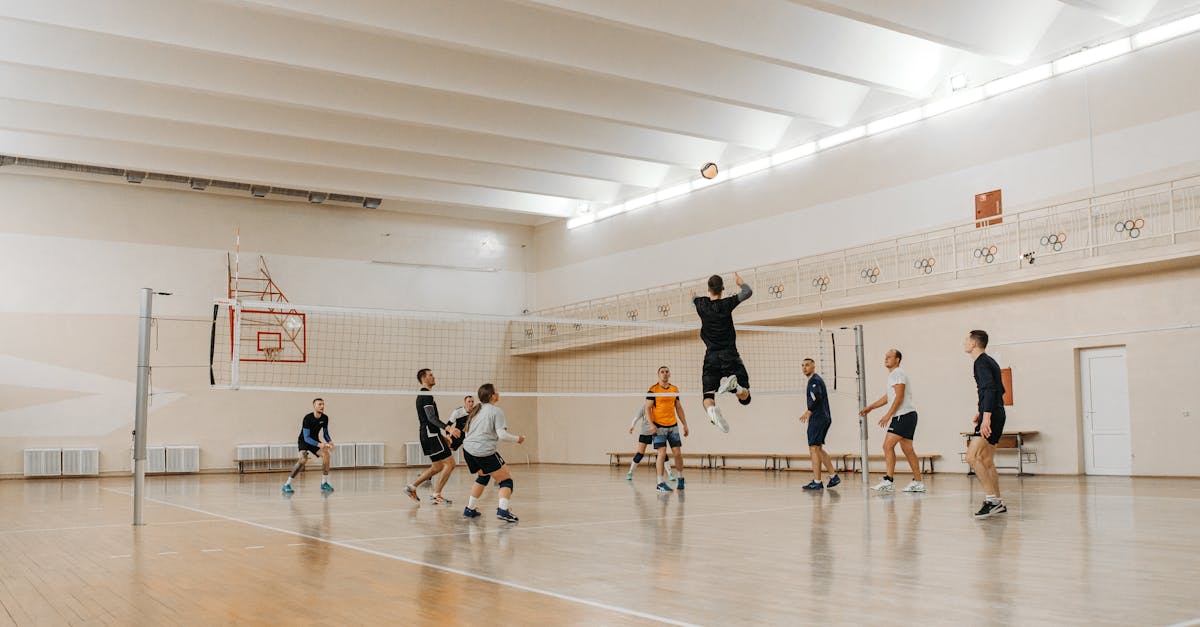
[
  {"xmin": 1164, "ymin": 619, "xmax": 1200, "ymax": 627},
  {"xmin": 102, "ymin": 488, "xmax": 696, "ymax": 627},
  {"xmin": 0, "ymin": 518, "xmax": 227, "ymax": 535}
]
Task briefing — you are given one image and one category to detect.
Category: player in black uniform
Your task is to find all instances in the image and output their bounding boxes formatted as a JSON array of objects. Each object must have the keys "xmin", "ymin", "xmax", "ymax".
[
  {"xmin": 403, "ymin": 369, "xmax": 461, "ymax": 505},
  {"xmin": 281, "ymin": 398, "xmax": 334, "ymax": 494},
  {"xmin": 693, "ymin": 272, "xmax": 753, "ymax": 433},
  {"xmin": 964, "ymin": 330, "xmax": 1008, "ymax": 518}
]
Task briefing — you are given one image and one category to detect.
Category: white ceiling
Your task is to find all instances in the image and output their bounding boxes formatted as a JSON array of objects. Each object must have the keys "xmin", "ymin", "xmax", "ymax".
[{"xmin": 1, "ymin": 0, "xmax": 1196, "ymax": 225}]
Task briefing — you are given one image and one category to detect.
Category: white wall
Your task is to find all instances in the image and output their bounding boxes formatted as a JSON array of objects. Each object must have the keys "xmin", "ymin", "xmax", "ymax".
[
  {"xmin": 533, "ymin": 33, "xmax": 1200, "ymax": 308},
  {"xmin": 0, "ymin": 173, "xmax": 538, "ymax": 474}
]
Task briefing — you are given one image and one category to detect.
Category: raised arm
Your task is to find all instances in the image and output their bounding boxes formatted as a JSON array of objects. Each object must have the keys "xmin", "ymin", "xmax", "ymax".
[{"xmin": 734, "ymin": 272, "xmax": 752, "ymax": 301}]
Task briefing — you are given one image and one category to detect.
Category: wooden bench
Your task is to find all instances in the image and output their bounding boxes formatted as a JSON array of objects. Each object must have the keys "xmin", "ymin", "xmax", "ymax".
[
  {"xmin": 235, "ymin": 458, "xmax": 303, "ymax": 474},
  {"xmin": 776, "ymin": 453, "xmax": 855, "ymax": 472},
  {"xmin": 839, "ymin": 453, "xmax": 941, "ymax": 474},
  {"xmin": 712, "ymin": 453, "xmax": 778, "ymax": 470},
  {"xmin": 607, "ymin": 452, "xmax": 713, "ymax": 468}
]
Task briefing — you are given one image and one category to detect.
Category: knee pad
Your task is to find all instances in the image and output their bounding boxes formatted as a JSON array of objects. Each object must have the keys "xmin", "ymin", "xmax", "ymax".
[
  {"xmin": 475, "ymin": 475, "xmax": 491, "ymax": 486},
  {"xmin": 632, "ymin": 452, "xmax": 644, "ymax": 463},
  {"xmin": 498, "ymin": 478, "xmax": 514, "ymax": 491},
  {"xmin": 703, "ymin": 392, "xmax": 715, "ymax": 401},
  {"xmin": 738, "ymin": 394, "xmax": 752, "ymax": 406}
]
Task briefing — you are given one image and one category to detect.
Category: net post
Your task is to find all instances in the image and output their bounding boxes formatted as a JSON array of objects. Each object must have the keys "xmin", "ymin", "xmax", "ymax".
[
  {"xmin": 854, "ymin": 324, "xmax": 869, "ymax": 488},
  {"xmin": 133, "ymin": 288, "xmax": 152, "ymax": 526},
  {"xmin": 230, "ymin": 300, "xmax": 242, "ymax": 389}
]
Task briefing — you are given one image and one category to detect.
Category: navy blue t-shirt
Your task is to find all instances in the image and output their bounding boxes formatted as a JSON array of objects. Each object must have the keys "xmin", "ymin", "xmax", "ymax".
[{"xmin": 807, "ymin": 374, "xmax": 831, "ymax": 422}]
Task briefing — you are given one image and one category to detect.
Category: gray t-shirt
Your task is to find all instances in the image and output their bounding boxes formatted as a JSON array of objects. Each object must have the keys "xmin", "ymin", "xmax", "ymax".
[{"xmin": 463, "ymin": 403, "xmax": 519, "ymax": 456}]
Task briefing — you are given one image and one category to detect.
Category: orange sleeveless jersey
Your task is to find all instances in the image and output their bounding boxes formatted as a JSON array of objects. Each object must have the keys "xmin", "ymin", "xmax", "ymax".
[{"xmin": 647, "ymin": 383, "xmax": 680, "ymax": 426}]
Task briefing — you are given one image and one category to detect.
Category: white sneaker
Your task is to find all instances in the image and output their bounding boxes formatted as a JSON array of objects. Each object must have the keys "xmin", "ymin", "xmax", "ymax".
[
  {"xmin": 716, "ymin": 376, "xmax": 739, "ymax": 395},
  {"xmin": 872, "ymin": 478, "xmax": 895, "ymax": 492},
  {"xmin": 706, "ymin": 405, "xmax": 729, "ymax": 433},
  {"xmin": 902, "ymin": 481, "xmax": 925, "ymax": 493},
  {"xmin": 667, "ymin": 469, "xmax": 676, "ymax": 481}
]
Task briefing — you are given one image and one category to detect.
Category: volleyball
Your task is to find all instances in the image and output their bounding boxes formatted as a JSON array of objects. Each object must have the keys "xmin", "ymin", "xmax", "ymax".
[{"xmin": 700, "ymin": 162, "xmax": 719, "ymax": 179}]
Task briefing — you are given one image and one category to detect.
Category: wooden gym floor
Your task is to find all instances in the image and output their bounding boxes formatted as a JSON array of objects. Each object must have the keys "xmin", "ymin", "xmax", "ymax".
[{"xmin": 1, "ymin": 465, "xmax": 1197, "ymax": 626}]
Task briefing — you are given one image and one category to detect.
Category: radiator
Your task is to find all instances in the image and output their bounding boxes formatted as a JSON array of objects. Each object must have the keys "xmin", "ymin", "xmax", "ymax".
[
  {"xmin": 62, "ymin": 448, "xmax": 100, "ymax": 476},
  {"xmin": 131, "ymin": 446, "xmax": 167, "ymax": 474},
  {"xmin": 355, "ymin": 442, "xmax": 385, "ymax": 467},
  {"xmin": 236, "ymin": 444, "xmax": 271, "ymax": 472},
  {"xmin": 405, "ymin": 442, "xmax": 431, "ymax": 466},
  {"xmin": 23, "ymin": 448, "xmax": 62, "ymax": 477},
  {"xmin": 329, "ymin": 442, "xmax": 356, "ymax": 468},
  {"xmin": 269, "ymin": 443, "xmax": 295, "ymax": 470},
  {"xmin": 165, "ymin": 446, "xmax": 200, "ymax": 473}
]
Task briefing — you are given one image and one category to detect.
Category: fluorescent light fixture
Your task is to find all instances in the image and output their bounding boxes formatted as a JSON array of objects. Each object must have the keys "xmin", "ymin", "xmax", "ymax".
[
  {"xmin": 692, "ymin": 169, "xmax": 727, "ymax": 188},
  {"xmin": 655, "ymin": 181, "xmax": 692, "ymax": 203},
  {"xmin": 984, "ymin": 64, "xmax": 1051, "ymax": 96},
  {"xmin": 596, "ymin": 203, "xmax": 626, "ymax": 219},
  {"xmin": 771, "ymin": 142, "xmax": 816, "ymax": 166},
  {"xmin": 949, "ymin": 73, "xmax": 969, "ymax": 91},
  {"xmin": 625, "ymin": 193, "xmax": 656, "ymax": 212},
  {"xmin": 817, "ymin": 126, "xmax": 865, "ymax": 150},
  {"xmin": 728, "ymin": 156, "xmax": 772, "ymax": 179},
  {"xmin": 866, "ymin": 108, "xmax": 923, "ymax": 135},
  {"xmin": 1053, "ymin": 38, "xmax": 1132, "ymax": 74},
  {"xmin": 923, "ymin": 88, "xmax": 982, "ymax": 118},
  {"xmin": 1134, "ymin": 12, "xmax": 1200, "ymax": 47},
  {"xmin": 567, "ymin": 214, "xmax": 595, "ymax": 229}
]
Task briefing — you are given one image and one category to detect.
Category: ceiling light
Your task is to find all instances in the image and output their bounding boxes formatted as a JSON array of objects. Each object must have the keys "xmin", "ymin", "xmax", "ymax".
[
  {"xmin": 866, "ymin": 109, "xmax": 923, "ymax": 135},
  {"xmin": 567, "ymin": 214, "xmax": 595, "ymax": 229},
  {"xmin": 125, "ymin": 171, "xmax": 145, "ymax": 184},
  {"xmin": 984, "ymin": 64, "xmax": 1052, "ymax": 96},
  {"xmin": 1053, "ymin": 38, "xmax": 1132, "ymax": 74},
  {"xmin": 1134, "ymin": 13, "xmax": 1200, "ymax": 47},
  {"xmin": 728, "ymin": 157, "xmax": 772, "ymax": 179},
  {"xmin": 655, "ymin": 182, "xmax": 692, "ymax": 203},
  {"xmin": 923, "ymin": 88, "xmax": 982, "ymax": 118},
  {"xmin": 596, "ymin": 203, "xmax": 626, "ymax": 220},
  {"xmin": 949, "ymin": 73, "xmax": 969, "ymax": 91},
  {"xmin": 817, "ymin": 126, "xmax": 866, "ymax": 150},
  {"xmin": 307, "ymin": 191, "xmax": 327, "ymax": 203},
  {"xmin": 362, "ymin": 197, "xmax": 382, "ymax": 209},
  {"xmin": 624, "ymin": 193, "xmax": 656, "ymax": 212},
  {"xmin": 771, "ymin": 142, "xmax": 816, "ymax": 166},
  {"xmin": 189, "ymin": 178, "xmax": 209, "ymax": 191}
]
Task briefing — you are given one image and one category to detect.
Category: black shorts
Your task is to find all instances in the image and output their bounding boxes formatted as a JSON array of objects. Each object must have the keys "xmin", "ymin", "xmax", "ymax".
[
  {"xmin": 702, "ymin": 349, "xmax": 749, "ymax": 398},
  {"xmin": 420, "ymin": 429, "xmax": 453, "ymax": 462},
  {"xmin": 887, "ymin": 411, "xmax": 918, "ymax": 440},
  {"xmin": 975, "ymin": 411, "xmax": 1006, "ymax": 446},
  {"xmin": 637, "ymin": 434, "xmax": 653, "ymax": 445},
  {"xmin": 297, "ymin": 440, "xmax": 321, "ymax": 456},
  {"xmin": 463, "ymin": 450, "xmax": 505, "ymax": 475},
  {"xmin": 807, "ymin": 417, "xmax": 831, "ymax": 447}
]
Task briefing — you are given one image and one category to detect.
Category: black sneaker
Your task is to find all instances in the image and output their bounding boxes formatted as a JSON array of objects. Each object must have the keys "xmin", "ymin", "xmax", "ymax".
[
  {"xmin": 802, "ymin": 480, "xmax": 824, "ymax": 491},
  {"xmin": 974, "ymin": 500, "xmax": 1007, "ymax": 518},
  {"xmin": 496, "ymin": 508, "xmax": 519, "ymax": 523}
]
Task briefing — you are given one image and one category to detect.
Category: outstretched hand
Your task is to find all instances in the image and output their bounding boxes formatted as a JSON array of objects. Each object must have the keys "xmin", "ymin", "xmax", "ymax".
[{"xmin": 734, "ymin": 272, "xmax": 745, "ymax": 287}]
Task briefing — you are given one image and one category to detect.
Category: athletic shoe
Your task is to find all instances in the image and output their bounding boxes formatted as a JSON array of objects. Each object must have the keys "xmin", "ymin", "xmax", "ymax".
[
  {"xmin": 826, "ymin": 475, "xmax": 841, "ymax": 488},
  {"xmin": 676, "ymin": 477, "xmax": 685, "ymax": 491},
  {"xmin": 403, "ymin": 485, "xmax": 419, "ymax": 502},
  {"xmin": 462, "ymin": 507, "xmax": 481, "ymax": 518},
  {"xmin": 974, "ymin": 500, "xmax": 1007, "ymax": 518},
  {"xmin": 902, "ymin": 481, "xmax": 925, "ymax": 493},
  {"xmin": 625, "ymin": 470, "xmax": 633, "ymax": 481},
  {"xmin": 320, "ymin": 482, "xmax": 334, "ymax": 492},
  {"xmin": 872, "ymin": 478, "xmax": 895, "ymax": 492},
  {"xmin": 668, "ymin": 469, "xmax": 676, "ymax": 482},
  {"xmin": 802, "ymin": 480, "xmax": 824, "ymax": 491},
  {"xmin": 430, "ymin": 495, "xmax": 452, "ymax": 505},
  {"xmin": 281, "ymin": 484, "xmax": 294, "ymax": 495},
  {"xmin": 656, "ymin": 482, "xmax": 673, "ymax": 492},
  {"xmin": 706, "ymin": 405, "xmax": 730, "ymax": 433},
  {"xmin": 716, "ymin": 375, "xmax": 739, "ymax": 395},
  {"xmin": 496, "ymin": 508, "xmax": 519, "ymax": 522}
]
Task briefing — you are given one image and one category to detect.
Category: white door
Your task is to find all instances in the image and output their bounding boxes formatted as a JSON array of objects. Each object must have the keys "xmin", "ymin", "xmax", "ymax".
[{"xmin": 1080, "ymin": 347, "xmax": 1132, "ymax": 475}]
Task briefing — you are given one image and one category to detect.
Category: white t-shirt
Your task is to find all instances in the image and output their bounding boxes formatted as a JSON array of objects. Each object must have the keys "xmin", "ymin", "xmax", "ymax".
[
  {"xmin": 630, "ymin": 406, "xmax": 654, "ymax": 436},
  {"xmin": 886, "ymin": 367, "xmax": 917, "ymax": 415}
]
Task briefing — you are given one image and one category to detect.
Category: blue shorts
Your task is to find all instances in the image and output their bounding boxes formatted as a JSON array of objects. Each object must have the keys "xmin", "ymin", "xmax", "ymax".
[
  {"xmin": 652, "ymin": 425, "xmax": 682, "ymax": 449},
  {"xmin": 807, "ymin": 417, "xmax": 831, "ymax": 447}
]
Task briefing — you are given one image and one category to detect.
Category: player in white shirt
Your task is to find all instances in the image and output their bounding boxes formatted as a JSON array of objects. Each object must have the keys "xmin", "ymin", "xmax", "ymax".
[
  {"xmin": 859, "ymin": 349, "xmax": 925, "ymax": 493},
  {"xmin": 626, "ymin": 406, "xmax": 674, "ymax": 482}
]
